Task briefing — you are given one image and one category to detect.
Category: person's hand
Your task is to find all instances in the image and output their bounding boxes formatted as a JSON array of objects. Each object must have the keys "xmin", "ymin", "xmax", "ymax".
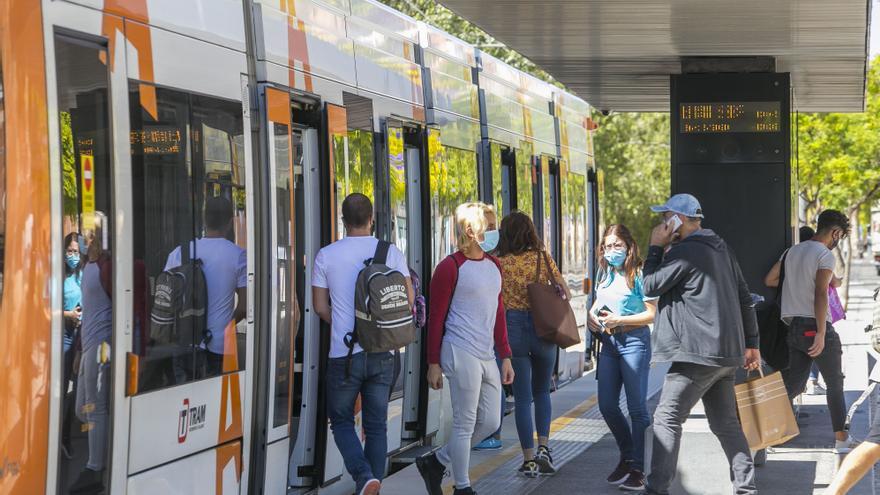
[
  {"xmin": 501, "ymin": 358, "xmax": 515, "ymax": 385},
  {"xmin": 744, "ymin": 348, "xmax": 761, "ymax": 371},
  {"xmin": 598, "ymin": 313, "xmax": 624, "ymax": 330},
  {"xmin": 427, "ymin": 363, "xmax": 444, "ymax": 390},
  {"xmin": 650, "ymin": 221, "xmax": 677, "ymax": 248},
  {"xmin": 808, "ymin": 331, "xmax": 826, "ymax": 357},
  {"xmin": 587, "ymin": 311, "xmax": 602, "ymax": 333}
]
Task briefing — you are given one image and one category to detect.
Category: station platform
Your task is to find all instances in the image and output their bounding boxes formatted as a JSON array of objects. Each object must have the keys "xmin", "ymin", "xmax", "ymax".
[{"xmin": 380, "ymin": 258, "xmax": 880, "ymax": 495}]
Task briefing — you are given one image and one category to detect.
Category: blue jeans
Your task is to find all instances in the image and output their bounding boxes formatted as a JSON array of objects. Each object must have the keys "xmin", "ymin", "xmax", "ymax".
[
  {"xmin": 507, "ymin": 309, "xmax": 557, "ymax": 450},
  {"xmin": 598, "ymin": 326, "xmax": 651, "ymax": 471},
  {"xmin": 326, "ymin": 351, "xmax": 394, "ymax": 490}
]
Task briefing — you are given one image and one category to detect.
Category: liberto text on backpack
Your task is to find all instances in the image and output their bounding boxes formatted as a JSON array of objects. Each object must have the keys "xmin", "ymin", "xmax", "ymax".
[
  {"xmin": 150, "ymin": 243, "xmax": 209, "ymax": 348},
  {"xmin": 346, "ymin": 241, "xmax": 415, "ymax": 365}
]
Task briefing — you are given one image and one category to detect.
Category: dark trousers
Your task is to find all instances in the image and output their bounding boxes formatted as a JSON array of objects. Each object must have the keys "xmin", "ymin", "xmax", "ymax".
[
  {"xmin": 326, "ymin": 351, "xmax": 394, "ymax": 491},
  {"xmin": 647, "ymin": 363, "xmax": 756, "ymax": 495},
  {"xmin": 781, "ymin": 317, "xmax": 846, "ymax": 431}
]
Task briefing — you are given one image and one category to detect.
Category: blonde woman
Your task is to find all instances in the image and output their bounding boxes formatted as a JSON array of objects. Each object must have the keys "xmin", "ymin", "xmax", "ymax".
[{"xmin": 417, "ymin": 202, "xmax": 515, "ymax": 495}]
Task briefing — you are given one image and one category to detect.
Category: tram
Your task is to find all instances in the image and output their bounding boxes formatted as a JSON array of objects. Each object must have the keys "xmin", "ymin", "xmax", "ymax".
[{"xmin": 0, "ymin": 0, "xmax": 597, "ymax": 493}]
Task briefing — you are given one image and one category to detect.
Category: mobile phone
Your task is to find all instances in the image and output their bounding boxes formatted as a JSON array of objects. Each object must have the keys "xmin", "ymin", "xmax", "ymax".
[
  {"xmin": 597, "ymin": 305, "xmax": 613, "ymax": 315},
  {"xmin": 666, "ymin": 215, "xmax": 683, "ymax": 233}
]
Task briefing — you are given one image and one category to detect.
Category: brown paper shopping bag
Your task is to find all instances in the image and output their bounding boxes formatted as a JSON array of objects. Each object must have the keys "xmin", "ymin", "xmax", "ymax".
[{"xmin": 735, "ymin": 370, "xmax": 800, "ymax": 450}]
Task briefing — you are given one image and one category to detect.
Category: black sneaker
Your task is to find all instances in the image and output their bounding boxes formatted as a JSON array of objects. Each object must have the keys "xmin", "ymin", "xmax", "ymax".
[
  {"xmin": 518, "ymin": 459, "xmax": 540, "ymax": 478},
  {"xmin": 619, "ymin": 469, "xmax": 645, "ymax": 491},
  {"xmin": 606, "ymin": 459, "xmax": 631, "ymax": 485},
  {"xmin": 69, "ymin": 468, "xmax": 104, "ymax": 494},
  {"xmin": 416, "ymin": 453, "xmax": 446, "ymax": 495},
  {"xmin": 453, "ymin": 487, "xmax": 476, "ymax": 495},
  {"xmin": 534, "ymin": 445, "xmax": 557, "ymax": 476}
]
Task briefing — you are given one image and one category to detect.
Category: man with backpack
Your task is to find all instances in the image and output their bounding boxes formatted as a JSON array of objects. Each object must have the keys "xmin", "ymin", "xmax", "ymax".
[
  {"xmin": 312, "ymin": 193, "xmax": 414, "ymax": 495},
  {"xmin": 161, "ymin": 196, "xmax": 247, "ymax": 380}
]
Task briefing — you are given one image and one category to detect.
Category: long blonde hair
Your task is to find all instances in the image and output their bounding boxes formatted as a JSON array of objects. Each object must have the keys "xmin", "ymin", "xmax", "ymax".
[{"xmin": 454, "ymin": 202, "xmax": 495, "ymax": 251}]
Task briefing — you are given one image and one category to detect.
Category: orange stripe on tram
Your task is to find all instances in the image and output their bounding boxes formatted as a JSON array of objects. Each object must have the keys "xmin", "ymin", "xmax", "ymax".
[{"xmin": 0, "ymin": 0, "xmax": 52, "ymax": 493}]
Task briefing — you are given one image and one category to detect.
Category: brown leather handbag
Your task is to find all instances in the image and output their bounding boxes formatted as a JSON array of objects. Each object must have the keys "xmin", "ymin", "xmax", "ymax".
[{"xmin": 527, "ymin": 251, "xmax": 580, "ymax": 348}]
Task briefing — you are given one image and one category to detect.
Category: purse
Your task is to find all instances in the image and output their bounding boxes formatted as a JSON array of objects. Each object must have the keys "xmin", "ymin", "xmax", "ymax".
[{"xmin": 527, "ymin": 251, "xmax": 580, "ymax": 348}]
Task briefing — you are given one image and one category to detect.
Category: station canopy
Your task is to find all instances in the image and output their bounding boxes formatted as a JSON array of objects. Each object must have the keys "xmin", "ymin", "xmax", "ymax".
[{"xmin": 438, "ymin": 0, "xmax": 871, "ymax": 112}]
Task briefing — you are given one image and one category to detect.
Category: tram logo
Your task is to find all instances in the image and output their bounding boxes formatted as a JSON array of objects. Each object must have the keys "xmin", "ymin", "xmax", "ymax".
[{"xmin": 178, "ymin": 398, "xmax": 208, "ymax": 443}]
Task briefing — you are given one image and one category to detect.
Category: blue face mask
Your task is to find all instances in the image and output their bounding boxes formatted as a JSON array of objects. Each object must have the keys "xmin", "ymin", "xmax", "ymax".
[
  {"xmin": 479, "ymin": 229, "xmax": 500, "ymax": 252},
  {"xmin": 604, "ymin": 249, "xmax": 627, "ymax": 268},
  {"xmin": 66, "ymin": 254, "xmax": 79, "ymax": 270}
]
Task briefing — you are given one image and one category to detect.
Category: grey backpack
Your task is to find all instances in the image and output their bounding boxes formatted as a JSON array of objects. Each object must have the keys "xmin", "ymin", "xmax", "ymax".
[{"xmin": 345, "ymin": 241, "xmax": 415, "ymax": 366}]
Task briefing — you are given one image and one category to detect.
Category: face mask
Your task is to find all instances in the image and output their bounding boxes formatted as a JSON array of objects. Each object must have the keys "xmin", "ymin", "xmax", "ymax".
[
  {"xmin": 66, "ymin": 254, "xmax": 79, "ymax": 270},
  {"xmin": 479, "ymin": 229, "xmax": 500, "ymax": 252},
  {"xmin": 604, "ymin": 249, "xmax": 627, "ymax": 268}
]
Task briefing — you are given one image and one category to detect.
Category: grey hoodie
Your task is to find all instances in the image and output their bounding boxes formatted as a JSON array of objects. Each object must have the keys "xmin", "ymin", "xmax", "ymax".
[{"xmin": 643, "ymin": 229, "xmax": 759, "ymax": 367}]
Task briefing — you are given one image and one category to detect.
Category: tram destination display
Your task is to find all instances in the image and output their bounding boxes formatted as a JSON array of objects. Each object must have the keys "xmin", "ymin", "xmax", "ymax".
[{"xmin": 679, "ymin": 102, "xmax": 781, "ymax": 133}]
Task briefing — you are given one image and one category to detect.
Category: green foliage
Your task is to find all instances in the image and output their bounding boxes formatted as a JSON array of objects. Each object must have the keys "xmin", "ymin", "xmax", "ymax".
[
  {"xmin": 592, "ymin": 113, "xmax": 671, "ymax": 250},
  {"xmin": 60, "ymin": 112, "xmax": 80, "ymax": 218},
  {"xmin": 796, "ymin": 57, "xmax": 880, "ymax": 222}
]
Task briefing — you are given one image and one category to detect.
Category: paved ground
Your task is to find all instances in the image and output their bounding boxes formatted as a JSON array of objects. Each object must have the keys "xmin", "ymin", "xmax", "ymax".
[{"xmin": 380, "ymin": 257, "xmax": 880, "ymax": 495}]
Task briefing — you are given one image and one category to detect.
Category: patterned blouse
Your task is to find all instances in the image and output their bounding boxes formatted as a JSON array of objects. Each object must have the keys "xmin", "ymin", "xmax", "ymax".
[{"xmin": 498, "ymin": 250, "xmax": 564, "ymax": 311}]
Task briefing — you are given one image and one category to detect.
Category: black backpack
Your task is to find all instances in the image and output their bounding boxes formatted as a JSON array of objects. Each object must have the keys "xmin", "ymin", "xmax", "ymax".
[
  {"xmin": 150, "ymin": 243, "xmax": 209, "ymax": 348},
  {"xmin": 345, "ymin": 241, "xmax": 415, "ymax": 372}
]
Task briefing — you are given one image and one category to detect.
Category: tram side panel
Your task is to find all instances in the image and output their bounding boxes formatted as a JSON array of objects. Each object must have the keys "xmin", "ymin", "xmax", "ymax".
[{"xmin": 38, "ymin": 1, "xmax": 256, "ymax": 493}]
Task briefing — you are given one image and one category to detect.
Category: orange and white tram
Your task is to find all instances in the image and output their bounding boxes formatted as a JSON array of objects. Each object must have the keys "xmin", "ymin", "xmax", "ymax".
[{"xmin": 0, "ymin": 0, "xmax": 597, "ymax": 493}]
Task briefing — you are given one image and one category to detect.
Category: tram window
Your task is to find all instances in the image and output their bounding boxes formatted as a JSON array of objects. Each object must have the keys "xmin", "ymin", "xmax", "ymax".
[
  {"xmin": 561, "ymin": 164, "xmax": 587, "ymax": 294},
  {"xmin": 132, "ymin": 84, "xmax": 247, "ymax": 394},
  {"xmin": 515, "ymin": 141, "xmax": 534, "ymax": 217},
  {"xmin": 491, "ymin": 144, "xmax": 503, "ymax": 214},
  {"xmin": 428, "ymin": 139, "xmax": 479, "ymax": 268},
  {"xmin": 273, "ymin": 122, "xmax": 295, "ymax": 428},
  {"xmin": 332, "ymin": 93, "xmax": 376, "ymax": 240},
  {"xmin": 0, "ymin": 63, "xmax": 5, "ymax": 298},
  {"xmin": 54, "ymin": 35, "xmax": 114, "ymax": 494},
  {"xmin": 388, "ymin": 127, "xmax": 407, "ymax": 256},
  {"xmin": 540, "ymin": 155, "xmax": 554, "ymax": 252}
]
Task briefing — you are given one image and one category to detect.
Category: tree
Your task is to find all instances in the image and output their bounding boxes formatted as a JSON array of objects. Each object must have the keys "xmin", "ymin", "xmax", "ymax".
[
  {"xmin": 794, "ymin": 57, "xmax": 880, "ymax": 306},
  {"xmin": 592, "ymin": 113, "xmax": 671, "ymax": 250}
]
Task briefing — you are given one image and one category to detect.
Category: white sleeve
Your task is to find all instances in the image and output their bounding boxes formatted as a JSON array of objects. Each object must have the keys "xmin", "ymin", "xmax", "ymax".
[
  {"xmin": 390, "ymin": 246, "xmax": 410, "ymax": 277},
  {"xmin": 311, "ymin": 249, "xmax": 328, "ymax": 288},
  {"xmin": 236, "ymin": 249, "xmax": 247, "ymax": 288},
  {"xmin": 164, "ymin": 247, "xmax": 182, "ymax": 271},
  {"xmin": 818, "ymin": 249, "xmax": 836, "ymax": 272}
]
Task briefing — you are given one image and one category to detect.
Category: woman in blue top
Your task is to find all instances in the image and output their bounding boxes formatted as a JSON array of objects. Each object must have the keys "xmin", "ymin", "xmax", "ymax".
[
  {"xmin": 588, "ymin": 224, "xmax": 656, "ymax": 492},
  {"xmin": 61, "ymin": 232, "xmax": 83, "ymax": 459}
]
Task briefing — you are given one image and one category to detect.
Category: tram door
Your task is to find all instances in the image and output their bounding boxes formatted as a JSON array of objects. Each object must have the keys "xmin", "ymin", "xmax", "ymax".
[
  {"xmin": 384, "ymin": 120, "xmax": 426, "ymax": 447},
  {"xmin": 52, "ymin": 34, "xmax": 117, "ymax": 495}
]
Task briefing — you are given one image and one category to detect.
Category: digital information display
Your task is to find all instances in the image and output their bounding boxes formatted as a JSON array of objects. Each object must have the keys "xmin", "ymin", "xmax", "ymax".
[{"xmin": 679, "ymin": 102, "xmax": 781, "ymax": 134}]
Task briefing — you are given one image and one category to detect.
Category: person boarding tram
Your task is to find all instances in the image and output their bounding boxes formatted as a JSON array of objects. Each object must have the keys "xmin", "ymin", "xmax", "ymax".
[
  {"xmin": 641, "ymin": 194, "xmax": 761, "ymax": 495},
  {"xmin": 417, "ymin": 202, "xmax": 515, "ymax": 495},
  {"xmin": 61, "ymin": 232, "xmax": 83, "ymax": 461},
  {"xmin": 587, "ymin": 224, "xmax": 656, "ymax": 491},
  {"xmin": 312, "ymin": 193, "xmax": 414, "ymax": 495},
  {"xmin": 495, "ymin": 211, "xmax": 570, "ymax": 477}
]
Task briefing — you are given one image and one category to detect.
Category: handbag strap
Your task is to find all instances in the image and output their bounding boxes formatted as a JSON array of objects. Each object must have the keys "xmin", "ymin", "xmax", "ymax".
[
  {"xmin": 542, "ymin": 251, "xmax": 555, "ymax": 285},
  {"xmin": 533, "ymin": 250, "xmax": 556, "ymax": 285}
]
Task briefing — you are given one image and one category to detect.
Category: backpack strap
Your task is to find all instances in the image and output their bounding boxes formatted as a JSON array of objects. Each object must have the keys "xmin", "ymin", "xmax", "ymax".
[
  {"xmin": 373, "ymin": 240, "xmax": 390, "ymax": 266},
  {"xmin": 776, "ymin": 248, "xmax": 790, "ymax": 306}
]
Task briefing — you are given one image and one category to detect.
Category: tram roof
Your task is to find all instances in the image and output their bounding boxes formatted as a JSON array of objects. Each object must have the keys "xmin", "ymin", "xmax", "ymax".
[{"xmin": 438, "ymin": 0, "xmax": 871, "ymax": 112}]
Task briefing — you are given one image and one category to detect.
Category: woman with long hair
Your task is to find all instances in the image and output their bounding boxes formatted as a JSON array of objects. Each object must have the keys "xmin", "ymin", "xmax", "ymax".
[
  {"xmin": 61, "ymin": 231, "xmax": 83, "ymax": 459},
  {"xmin": 588, "ymin": 224, "xmax": 657, "ymax": 492},
  {"xmin": 417, "ymin": 202, "xmax": 515, "ymax": 495},
  {"xmin": 495, "ymin": 210, "xmax": 570, "ymax": 477}
]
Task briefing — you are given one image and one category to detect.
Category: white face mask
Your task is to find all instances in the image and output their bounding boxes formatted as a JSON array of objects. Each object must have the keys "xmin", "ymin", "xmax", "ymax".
[{"xmin": 479, "ymin": 229, "xmax": 499, "ymax": 252}]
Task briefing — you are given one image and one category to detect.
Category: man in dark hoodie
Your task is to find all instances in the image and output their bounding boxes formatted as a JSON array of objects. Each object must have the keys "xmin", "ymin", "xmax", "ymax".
[{"xmin": 641, "ymin": 193, "xmax": 761, "ymax": 495}]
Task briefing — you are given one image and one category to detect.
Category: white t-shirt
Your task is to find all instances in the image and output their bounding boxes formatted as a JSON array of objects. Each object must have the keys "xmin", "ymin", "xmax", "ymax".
[
  {"xmin": 781, "ymin": 240, "xmax": 836, "ymax": 323},
  {"xmin": 312, "ymin": 236, "xmax": 409, "ymax": 358},
  {"xmin": 443, "ymin": 257, "xmax": 502, "ymax": 361},
  {"xmin": 165, "ymin": 238, "xmax": 247, "ymax": 354}
]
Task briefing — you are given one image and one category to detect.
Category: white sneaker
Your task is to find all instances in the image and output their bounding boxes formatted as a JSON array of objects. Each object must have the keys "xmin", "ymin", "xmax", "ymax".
[
  {"xmin": 359, "ymin": 479, "xmax": 381, "ymax": 495},
  {"xmin": 806, "ymin": 380, "xmax": 826, "ymax": 395},
  {"xmin": 835, "ymin": 436, "xmax": 859, "ymax": 454}
]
